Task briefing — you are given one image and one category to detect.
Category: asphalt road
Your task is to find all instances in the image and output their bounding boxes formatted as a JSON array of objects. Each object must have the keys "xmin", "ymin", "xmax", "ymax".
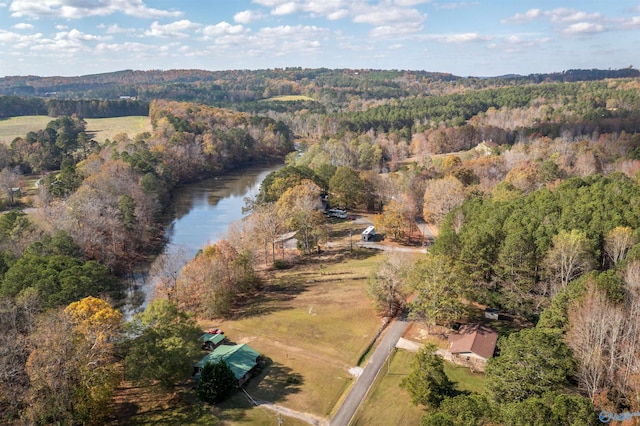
[{"xmin": 330, "ymin": 317, "xmax": 410, "ymax": 426}]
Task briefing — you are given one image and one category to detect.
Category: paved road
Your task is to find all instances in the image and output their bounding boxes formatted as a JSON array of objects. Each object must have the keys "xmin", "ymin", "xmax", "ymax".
[{"xmin": 330, "ymin": 317, "xmax": 410, "ymax": 426}]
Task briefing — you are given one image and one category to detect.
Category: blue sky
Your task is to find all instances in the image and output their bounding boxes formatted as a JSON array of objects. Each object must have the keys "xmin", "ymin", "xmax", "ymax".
[{"xmin": 0, "ymin": 0, "xmax": 638, "ymax": 77}]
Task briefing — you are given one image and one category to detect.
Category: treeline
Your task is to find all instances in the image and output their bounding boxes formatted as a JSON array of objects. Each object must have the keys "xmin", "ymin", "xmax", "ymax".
[
  {"xmin": 46, "ymin": 99, "xmax": 149, "ymax": 118},
  {"xmin": 338, "ymin": 79, "xmax": 640, "ymax": 138},
  {"xmin": 0, "ymin": 95, "xmax": 149, "ymax": 118},
  {"xmin": 1, "ymin": 67, "xmax": 636, "ymax": 114},
  {"xmin": 0, "ymin": 96, "xmax": 47, "ymax": 118}
]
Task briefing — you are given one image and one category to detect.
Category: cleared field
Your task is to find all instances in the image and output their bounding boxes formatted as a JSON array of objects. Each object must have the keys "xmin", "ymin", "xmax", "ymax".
[
  {"xmin": 262, "ymin": 95, "xmax": 315, "ymax": 102},
  {"xmin": 0, "ymin": 115, "xmax": 151, "ymax": 145},
  {"xmin": 201, "ymin": 249, "xmax": 385, "ymax": 420},
  {"xmin": 84, "ymin": 116, "xmax": 151, "ymax": 143},
  {"xmin": 0, "ymin": 116, "xmax": 52, "ymax": 144}
]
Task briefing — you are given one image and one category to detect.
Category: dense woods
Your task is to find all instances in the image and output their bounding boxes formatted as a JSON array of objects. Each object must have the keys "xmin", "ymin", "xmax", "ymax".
[{"xmin": 0, "ymin": 67, "xmax": 639, "ymax": 424}]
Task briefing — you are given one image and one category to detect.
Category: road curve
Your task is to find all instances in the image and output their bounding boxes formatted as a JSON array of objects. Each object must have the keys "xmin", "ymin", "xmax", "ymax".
[{"xmin": 330, "ymin": 317, "xmax": 410, "ymax": 426}]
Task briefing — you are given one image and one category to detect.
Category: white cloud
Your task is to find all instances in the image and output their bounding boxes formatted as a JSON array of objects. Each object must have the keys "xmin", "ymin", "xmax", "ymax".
[
  {"xmin": 547, "ymin": 8, "xmax": 601, "ymax": 23},
  {"xmin": 612, "ymin": 16, "xmax": 640, "ymax": 30},
  {"xmin": 55, "ymin": 24, "xmax": 68, "ymax": 30},
  {"xmin": 303, "ymin": 0, "xmax": 350, "ymax": 19},
  {"xmin": 353, "ymin": 6, "xmax": 425, "ymax": 26},
  {"xmin": 201, "ymin": 22, "xmax": 247, "ymax": 37},
  {"xmin": 144, "ymin": 20, "xmax": 200, "ymax": 38},
  {"xmin": 563, "ymin": 22, "xmax": 605, "ymax": 34},
  {"xmin": 432, "ymin": 2, "xmax": 477, "ymax": 10},
  {"xmin": 0, "ymin": 29, "xmax": 42, "ymax": 46},
  {"xmin": 9, "ymin": 0, "xmax": 182, "ymax": 19},
  {"xmin": 12, "ymin": 23, "xmax": 34, "ymax": 30},
  {"xmin": 234, "ymin": 10, "xmax": 265, "ymax": 24},
  {"xmin": 272, "ymin": 1, "xmax": 300, "ymax": 15},
  {"xmin": 422, "ymin": 32, "xmax": 492, "ymax": 43},
  {"xmin": 95, "ymin": 41, "xmax": 151, "ymax": 55},
  {"xmin": 55, "ymin": 29, "xmax": 108, "ymax": 42},
  {"xmin": 501, "ymin": 9, "xmax": 541, "ymax": 24},
  {"xmin": 394, "ymin": 0, "xmax": 430, "ymax": 5},
  {"xmin": 101, "ymin": 24, "xmax": 137, "ymax": 35}
]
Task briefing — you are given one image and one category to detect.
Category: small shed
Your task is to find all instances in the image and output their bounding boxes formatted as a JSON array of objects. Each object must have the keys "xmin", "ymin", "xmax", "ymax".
[
  {"xmin": 194, "ymin": 343, "xmax": 261, "ymax": 386},
  {"xmin": 362, "ymin": 225, "xmax": 376, "ymax": 242},
  {"xmin": 484, "ymin": 308, "xmax": 499, "ymax": 320},
  {"xmin": 199, "ymin": 332, "xmax": 226, "ymax": 351}
]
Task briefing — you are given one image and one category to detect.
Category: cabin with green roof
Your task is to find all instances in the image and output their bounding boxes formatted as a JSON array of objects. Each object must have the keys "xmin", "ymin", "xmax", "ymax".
[
  {"xmin": 194, "ymin": 344, "xmax": 261, "ymax": 385},
  {"xmin": 199, "ymin": 333, "xmax": 226, "ymax": 351}
]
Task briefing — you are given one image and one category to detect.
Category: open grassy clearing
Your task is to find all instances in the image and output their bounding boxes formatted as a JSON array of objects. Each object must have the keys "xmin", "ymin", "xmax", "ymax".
[
  {"xmin": 106, "ymin": 382, "xmax": 308, "ymax": 426},
  {"xmin": 0, "ymin": 116, "xmax": 52, "ymax": 144},
  {"xmin": 443, "ymin": 361, "xmax": 487, "ymax": 394},
  {"xmin": 0, "ymin": 115, "xmax": 151, "ymax": 145},
  {"xmin": 352, "ymin": 349, "xmax": 488, "ymax": 426},
  {"xmin": 84, "ymin": 116, "xmax": 151, "ymax": 143},
  {"xmin": 201, "ymin": 249, "xmax": 385, "ymax": 419},
  {"xmin": 262, "ymin": 95, "xmax": 315, "ymax": 102}
]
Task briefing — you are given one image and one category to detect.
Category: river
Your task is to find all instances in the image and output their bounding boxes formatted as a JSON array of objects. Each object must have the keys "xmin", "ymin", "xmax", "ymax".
[{"xmin": 126, "ymin": 162, "xmax": 283, "ymax": 314}]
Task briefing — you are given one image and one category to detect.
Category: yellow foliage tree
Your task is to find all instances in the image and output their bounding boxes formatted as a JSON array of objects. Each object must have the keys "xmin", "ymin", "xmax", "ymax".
[{"xmin": 64, "ymin": 296, "xmax": 123, "ymax": 346}]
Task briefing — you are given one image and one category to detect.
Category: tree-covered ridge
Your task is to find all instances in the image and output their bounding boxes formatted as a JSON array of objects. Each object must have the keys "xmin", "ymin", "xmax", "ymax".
[
  {"xmin": 338, "ymin": 79, "xmax": 640, "ymax": 137},
  {"xmin": 432, "ymin": 173, "xmax": 640, "ymax": 317},
  {"xmin": 0, "ymin": 67, "xmax": 636, "ymax": 108}
]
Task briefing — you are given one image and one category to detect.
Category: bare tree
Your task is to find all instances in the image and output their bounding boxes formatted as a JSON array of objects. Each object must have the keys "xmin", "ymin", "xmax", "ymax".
[
  {"xmin": 367, "ymin": 252, "xmax": 412, "ymax": 317},
  {"xmin": 0, "ymin": 166, "xmax": 21, "ymax": 206},
  {"xmin": 150, "ymin": 246, "xmax": 188, "ymax": 303},
  {"xmin": 544, "ymin": 229, "xmax": 594, "ymax": 295},
  {"xmin": 604, "ymin": 226, "xmax": 637, "ymax": 266},
  {"xmin": 422, "ymin": 176, "xmax": 466, "ymax": 225},
  {"xmin": 566, "ymin": 285, "xmax": 622, "ymax": 400}
]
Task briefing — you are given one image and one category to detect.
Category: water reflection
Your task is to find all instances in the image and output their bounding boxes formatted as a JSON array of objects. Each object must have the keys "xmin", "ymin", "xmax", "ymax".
[{"xmin": 126, "ymin": 162, "xmax": 282, "ymax": 315}]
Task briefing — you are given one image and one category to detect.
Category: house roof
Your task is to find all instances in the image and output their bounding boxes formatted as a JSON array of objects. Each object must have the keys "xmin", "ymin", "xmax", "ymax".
[
  {"xmin": 195, "ymin": 344, "xmax": 260, "ymax": 380},
  {"xmin": 199, "ymin": 333, "xmax": 225, "ymax": 345},
  {"xmin": 448, "ymin": 324, "xmax": 498, "ymax": 360}
]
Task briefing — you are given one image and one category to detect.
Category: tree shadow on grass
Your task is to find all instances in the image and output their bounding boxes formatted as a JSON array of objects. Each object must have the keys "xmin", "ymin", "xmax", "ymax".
[
  {"xmin": 229, "ymin": 276, "xmax": 309, "ymax": 320},
  {"xmin": 107, "ymin": 383, "xmax": 218, "ymax": 426},
  {"xmin": 245, "ymin": 358, "xmax": 304, "ymax": 403}
]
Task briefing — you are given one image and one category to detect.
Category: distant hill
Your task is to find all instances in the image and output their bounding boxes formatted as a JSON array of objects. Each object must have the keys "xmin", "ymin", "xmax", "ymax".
[{"xmin": 0, "ymin": 67, "xmax": 637, "ymax": 116}]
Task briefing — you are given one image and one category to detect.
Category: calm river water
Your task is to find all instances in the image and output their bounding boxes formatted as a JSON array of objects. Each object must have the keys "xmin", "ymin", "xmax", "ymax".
[{"xmin": 127, "ymin": 162, "xmax": 283, "ymax": 313}]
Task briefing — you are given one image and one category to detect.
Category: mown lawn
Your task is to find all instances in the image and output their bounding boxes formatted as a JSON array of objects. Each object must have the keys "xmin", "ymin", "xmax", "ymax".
[
  {"xmin": 351, "ymin": 349, "xmax": 424, "ymax": 426},
  {"xmin": 352, "ymin": 349, "xmax": 488, "ymax": 426},
  {"xmin": 443, "ymin": 361, "xmax": 487, "ymax": 394},
  {"xmin": 201, "ymin": 249, "xmax": 385, "ymax": 419}
]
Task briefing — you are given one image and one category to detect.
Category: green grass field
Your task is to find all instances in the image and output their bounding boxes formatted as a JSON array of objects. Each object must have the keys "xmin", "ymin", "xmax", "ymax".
[
  {"xmin": 0, "ymin": 116, "xmax": 53, "ymax": 144},
  {"xmin": 0, "ymin": 115, "xmax": 151, "ymax": 145},
  {"xmin": 200, "ymin": 249, "xmax": 384, "ymax": 420},
  {"xmin": 85, "ymin": 116, "xmax": 151, "ymax": 143},
  {"xmin": 351, "ymin": 349, "xmax": 424, "ymax": 426},
  {"xmin": 352, "ymin": 350, "xmax": 488, "ymax": 426}
]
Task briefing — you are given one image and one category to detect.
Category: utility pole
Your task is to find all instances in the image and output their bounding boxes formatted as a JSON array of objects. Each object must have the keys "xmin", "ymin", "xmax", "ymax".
[{"xmin": 349, "ymin": 229, "xmax": 352, "ymax": 252}]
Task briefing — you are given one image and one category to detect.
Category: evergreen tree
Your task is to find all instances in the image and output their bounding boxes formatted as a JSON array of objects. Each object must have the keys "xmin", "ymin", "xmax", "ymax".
[
  {"xmin": 197, "ymin": 360, "xmax": 237, "ymax": 404},
  {"xmin": 401, "ymin": 343, "xmax": 456, "ymax": 409}
]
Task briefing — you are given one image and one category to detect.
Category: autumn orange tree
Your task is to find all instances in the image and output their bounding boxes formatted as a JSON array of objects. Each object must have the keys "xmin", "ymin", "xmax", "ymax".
[
  {"xmin": 24, "ymin": 297, "xmax": 122, "ymax": 425},
  {"xmin": 376, "ymin": 198, "xmax": 412, "ymax": 241}
]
